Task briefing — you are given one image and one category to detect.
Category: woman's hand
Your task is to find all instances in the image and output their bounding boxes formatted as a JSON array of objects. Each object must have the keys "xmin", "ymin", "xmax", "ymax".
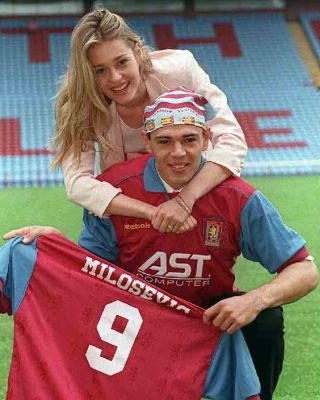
[
  {"xmin": 151, "ymin": 197, "xmax": 197, "ymax": 233},
  {"xmin": 3, "ymin": 226, "xmax": 64, "ymax": 244}
]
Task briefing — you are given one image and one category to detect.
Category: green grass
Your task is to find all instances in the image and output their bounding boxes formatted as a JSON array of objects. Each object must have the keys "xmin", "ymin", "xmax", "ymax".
[{"xmin": 0, "ymin": 176, "xmax": 319, "ymax": 399}]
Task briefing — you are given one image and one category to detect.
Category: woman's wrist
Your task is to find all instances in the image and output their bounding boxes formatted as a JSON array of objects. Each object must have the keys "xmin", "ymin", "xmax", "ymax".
[
  {"xmin": 103, "ymin": 193, "xmax": 156, "ymax": 220},
  {"xmin": 174, "ymin": 193, "xmax": 193, "ymax": 215},
  {"xmin": 180, "ymin": 162, "xmax": 231, "ymax": 208},
  {"xmin": 178, "ymin": 189, "xmax": 197, "ymax": 210}
]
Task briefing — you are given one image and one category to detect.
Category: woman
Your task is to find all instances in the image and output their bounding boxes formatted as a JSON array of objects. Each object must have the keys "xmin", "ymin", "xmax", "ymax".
[{"xmin": 51, "ymin": 8, "xmax": 247, "ymax": 233}]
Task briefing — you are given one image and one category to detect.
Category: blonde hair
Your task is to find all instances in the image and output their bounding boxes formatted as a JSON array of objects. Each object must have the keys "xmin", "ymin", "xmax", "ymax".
[{"xmin": 52, "ymin": 9, "xmax": 152, "ymax": 168}]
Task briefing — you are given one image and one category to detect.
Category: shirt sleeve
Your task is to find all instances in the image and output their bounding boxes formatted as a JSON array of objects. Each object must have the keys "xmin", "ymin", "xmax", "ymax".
[
  {"xmin": 0, "ymin": 237, "xmax": 37, "ymax": 315},
  {"xmin": 62, "ymin": 146, "xmax": 122, "ymax": 218},
  {"xmin": 181, "ymin": 50, "xmax": 247, "ymax": 176},
  {"xmin": 78, "ymin": 210, "xmax": 119, "ymax": 262},
  {"xmin": 203, "ymin": 330, "xmax": 260, "ymax": 400},
  {"xmin": 240, "ymin": 191, "xmax": 306, "ymax": 272}
]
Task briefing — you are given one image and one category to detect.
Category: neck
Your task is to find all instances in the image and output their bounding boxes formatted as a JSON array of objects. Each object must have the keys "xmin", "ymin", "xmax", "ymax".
[
  {"xmin": 118, "ymin": 82, "xmax": 149, "ymax": 111},
  {"xmin": 155, "ymin": 166, "xmax": 184, "ymax": 192}
]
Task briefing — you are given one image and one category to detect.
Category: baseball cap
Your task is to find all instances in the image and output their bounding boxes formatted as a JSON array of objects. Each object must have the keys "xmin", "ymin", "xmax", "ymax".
[{"xmin": 143, "ymin": 87, "xmax": 215, "ymax": 134}]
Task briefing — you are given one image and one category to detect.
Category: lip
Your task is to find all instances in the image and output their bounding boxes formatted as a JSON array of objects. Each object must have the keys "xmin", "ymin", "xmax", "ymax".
[
  {"xmin": 110, "ymin": 82, "xmax": 130, "ymax": 94},
  {"xmin": 169, "ymin": 163, "xmax": 189, "ymax": 173}
]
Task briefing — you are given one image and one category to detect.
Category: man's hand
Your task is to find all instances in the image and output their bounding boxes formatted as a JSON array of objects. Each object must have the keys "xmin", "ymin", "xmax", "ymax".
[
  {"xmin": 3, "ymin": 226, "xmax": 64, "ymax": 244},
  {"xmin": 203, "ymin": 294, "xmax": 263, "ymax": 334},
  {"xmin": 151, "ymin": 197, "xmax": 197, "ymax": 233}
]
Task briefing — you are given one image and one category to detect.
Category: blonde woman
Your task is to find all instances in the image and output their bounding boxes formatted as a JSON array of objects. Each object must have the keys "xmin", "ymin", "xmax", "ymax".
[{"xmin": 53, "ymin": 9, "xmax": 247, "ymax": 232}]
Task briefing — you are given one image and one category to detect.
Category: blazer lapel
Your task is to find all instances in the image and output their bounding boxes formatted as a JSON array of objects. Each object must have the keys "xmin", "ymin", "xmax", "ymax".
[{"xmin": 144, "ymin": 72, "xmax": 171, "ymax": 102}]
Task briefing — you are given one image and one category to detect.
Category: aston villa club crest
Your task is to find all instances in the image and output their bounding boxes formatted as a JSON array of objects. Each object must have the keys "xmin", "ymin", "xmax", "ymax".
[{"xmin": 205, "ymin": 221, "xmax": 224, "ymax": 247}]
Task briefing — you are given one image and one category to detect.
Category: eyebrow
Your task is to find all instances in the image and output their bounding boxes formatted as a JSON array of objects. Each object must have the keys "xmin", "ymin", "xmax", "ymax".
[
  {"xmin": 92, "ymin": 53, "xmax": 129, "ymax": 69},
  {"xmin": 154, "ymin": 133, "xmax": 199, "ymax": 139}
]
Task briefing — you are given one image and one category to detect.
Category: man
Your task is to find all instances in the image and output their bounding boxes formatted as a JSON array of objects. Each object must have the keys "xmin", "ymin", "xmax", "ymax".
[
  {"xmin": 0, "ymin": 233, "xmax": 261, "ymax": 399},
  {"xmin": 77, "ymin": 87, "xmax": 318, "ymax": 399},
  {"xmin": 4, "ymin": 88, "xmax": 318, "ymax": 399}
]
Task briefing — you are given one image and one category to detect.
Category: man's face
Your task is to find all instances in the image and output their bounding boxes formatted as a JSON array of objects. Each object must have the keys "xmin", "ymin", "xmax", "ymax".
[{"xmin": 144, "ymin": 124, "xmax": 210, "ymax": 189}]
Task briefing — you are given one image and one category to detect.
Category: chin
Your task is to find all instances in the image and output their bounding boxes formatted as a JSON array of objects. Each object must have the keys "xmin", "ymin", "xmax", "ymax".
[{"xmin": 171, "ymin": 180, "xmax": 188, "ymax": 190}]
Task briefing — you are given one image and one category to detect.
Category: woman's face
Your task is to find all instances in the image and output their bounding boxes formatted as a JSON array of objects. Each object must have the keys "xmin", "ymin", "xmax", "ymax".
[{"xmin": 88, "ymin": 38, "xmax": 145, "ymax": 106}]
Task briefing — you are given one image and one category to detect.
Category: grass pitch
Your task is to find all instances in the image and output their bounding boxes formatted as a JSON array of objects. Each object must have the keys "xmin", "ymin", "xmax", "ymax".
[{"xmin": 0, "ymin": 175, "xmax": 319, "ymax": 399}]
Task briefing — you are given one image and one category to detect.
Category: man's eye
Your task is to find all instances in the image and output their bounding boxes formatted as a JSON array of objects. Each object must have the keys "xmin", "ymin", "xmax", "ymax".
[{"xmin": 158, "ymin": 140, "xmax": 169, "ymax": 145}]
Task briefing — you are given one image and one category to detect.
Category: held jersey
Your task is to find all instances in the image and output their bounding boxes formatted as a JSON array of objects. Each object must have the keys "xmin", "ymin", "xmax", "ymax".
[
  {"xmin": 0, "ymin": 234, "xmax": 260, "ymax": 400},
  {"xmin": 79, "ymin": 154, "xmax": 307, "ymax": 307}
]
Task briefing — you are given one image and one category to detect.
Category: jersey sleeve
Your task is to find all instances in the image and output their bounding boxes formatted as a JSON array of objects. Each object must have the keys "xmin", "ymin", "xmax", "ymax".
[
  {"xmin": 78, "ymin": 210, "xmax": 119, "ymax": 262},
  {"xmin": 240, "ymin": 191, "xmax": 306, "ymax": 273},
  {"xmin": 0, "ymin": 237, "xmax": 37, "ymax": 315},
  {"xmin": 203, "ymin": 330, "xmax": 260, "ymax": 400}
]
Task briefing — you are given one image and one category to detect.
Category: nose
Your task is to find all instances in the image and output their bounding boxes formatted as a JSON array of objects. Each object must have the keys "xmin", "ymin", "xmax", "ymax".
[
  {"xmin": 108, "ymin": 68, "xmax": 121, "ymax": 83},
  {"xmin": 171, "ymin": 141, "xmax": 186, "ymax": 157}
]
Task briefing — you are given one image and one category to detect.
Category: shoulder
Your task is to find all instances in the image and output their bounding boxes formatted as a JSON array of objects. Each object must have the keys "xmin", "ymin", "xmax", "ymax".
[
  {"xmin": 97, "ymin": 154, "xmax": 152, "ymax": 186},
  {"xmin": 218, "ymin": 176, "xmax": 256, "ymax": 200},
  {"xmin": 150, "ymin": 49, "xmax": 197, "ymax": 73},
  {"xmin": 148, "ymin": 49, "xmax": 211, "ymax": 93},
  {"xmin": 200, "ymin": 177, "xmax": 256, "ymax": 215}
]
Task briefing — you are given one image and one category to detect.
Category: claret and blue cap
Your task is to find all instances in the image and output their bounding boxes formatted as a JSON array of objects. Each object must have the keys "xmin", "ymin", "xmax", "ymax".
[{"xmin": 143, "ymin": 87, "xmax": 215, "ymax": 134}]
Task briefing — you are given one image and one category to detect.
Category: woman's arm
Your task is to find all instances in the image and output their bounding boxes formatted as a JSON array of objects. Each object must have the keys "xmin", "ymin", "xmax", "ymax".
[
  {"xmin": 151, "ymin": 162, "xmax": 230, "ymax": 232},
  {"xmin": 103, "ymin": 193, "xmax": 155, "ymax": 219},
  {"xmin": 154, "ymin": 49, "xmax": 247, "ymax": 175},
  {"xmin": 150, "ymin": 50, "xmax": 246, "ymax": 230},
  {"xmin": 63, "ymin": 146, "xmax": 157, "ymax": 220},
  {"xmin": 62, "ymin": 146, "xmax": 122, "ymax": 218},
  {"xmin": 181, "ymin": 162, "xmax": 230, "ymax": 206}
]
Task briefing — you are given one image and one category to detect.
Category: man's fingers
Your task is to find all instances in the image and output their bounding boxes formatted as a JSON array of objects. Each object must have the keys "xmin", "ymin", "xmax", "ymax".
[
  {"xmin": 211, "ymin": 311, "xmax": 230, "ymax": 329},
  {"xmin": 203, "ymin": 302, "xmax": 234, "ymax": 328},
  {"xmin": 3, "ymin": 227, "xmax": 32, "ymax": 240},
  {"xmin": 203, "ymin": 305, "xmax": 219, "ymax": 325},
  {"xmin": 218, "ymin": 318, "xmax": 234, "ymax": 332},
  {"xmin": 151, "ymin": 201, "xmax": 197, "ymax": 234},
  {"xmin": 175, "ymin": 217, "xmax": 197, "ymax": 234},
  {"xmin": 3, "ymin": 226, "xmax": 63, "ymax": 243},
  {"xmin": 204, "ymin": 311, "xmax": 238, "ymax": 333},
  {"xmin": 225, "ymin": 323, "xmax": 238, "ymax": 334}
]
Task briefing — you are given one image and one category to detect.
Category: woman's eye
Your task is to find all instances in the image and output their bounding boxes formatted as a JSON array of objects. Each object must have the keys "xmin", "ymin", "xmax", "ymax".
[
  {"xmin": 118, "ymin": 59, "xmax": 128, "ymax": 66},
  {"xmin": 94, "ymin": 68, "xmax": 105, "ymax": 75}
]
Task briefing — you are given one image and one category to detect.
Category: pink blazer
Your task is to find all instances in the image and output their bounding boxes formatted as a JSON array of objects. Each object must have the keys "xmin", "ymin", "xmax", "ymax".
[{"xmin": 62, "ymin": 49, "xmax": 247, "ymax": 217}]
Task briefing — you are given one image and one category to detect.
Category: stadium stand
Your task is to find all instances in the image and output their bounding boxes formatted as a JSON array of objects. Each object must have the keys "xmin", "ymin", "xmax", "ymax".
[
  {"xmin": 0, "ymin": 11, "xmax": 320, "ymax": 187},
  {"xmin": 300, "ymin": 12, "xmax": 320, "ymax": 61}
]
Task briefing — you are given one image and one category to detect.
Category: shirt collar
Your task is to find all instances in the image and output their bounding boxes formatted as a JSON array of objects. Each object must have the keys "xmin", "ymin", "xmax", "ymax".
[{"xmin": 144, "ymin": 156, "xmax": 206, "ymax": 193}]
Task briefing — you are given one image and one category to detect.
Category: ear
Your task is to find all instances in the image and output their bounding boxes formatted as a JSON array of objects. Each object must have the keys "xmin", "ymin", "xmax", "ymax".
[
  {"xmin": 140, "ymin": 128, "xmax": 152, "ymax": 153},
  {"xmin": 202, "ymin": 128, "xmax": 211, "ymax": 151},
  {"xmin": 134, "ymin": 42, "xmax": 143, "ymax": 59}
]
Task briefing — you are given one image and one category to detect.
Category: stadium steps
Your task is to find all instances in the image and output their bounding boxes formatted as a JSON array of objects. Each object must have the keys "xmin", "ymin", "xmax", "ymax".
[{"xmin": 288, "ymin": 20, "xmax": 320, "ymax": 87}]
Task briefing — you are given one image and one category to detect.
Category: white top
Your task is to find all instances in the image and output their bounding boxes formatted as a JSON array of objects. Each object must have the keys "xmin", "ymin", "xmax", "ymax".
[{"xmin": 119, "ymin": 119, "xmax": 145, "ymax": 156}]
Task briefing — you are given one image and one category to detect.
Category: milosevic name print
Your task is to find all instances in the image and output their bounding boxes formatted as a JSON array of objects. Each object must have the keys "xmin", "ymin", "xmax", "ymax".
[{"xmin": 81, "ymin": 256, "xmax": 191, "ymax": 314}]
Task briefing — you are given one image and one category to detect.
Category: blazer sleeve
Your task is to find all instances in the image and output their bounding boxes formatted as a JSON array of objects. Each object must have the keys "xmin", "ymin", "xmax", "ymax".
[
  {"xmin": 155, "ymin": 49, "xmax": 247, "ymax": 176},
  {"xmin": 62, "ymin": 145, "xmax": 122, "ymax": 218}
]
